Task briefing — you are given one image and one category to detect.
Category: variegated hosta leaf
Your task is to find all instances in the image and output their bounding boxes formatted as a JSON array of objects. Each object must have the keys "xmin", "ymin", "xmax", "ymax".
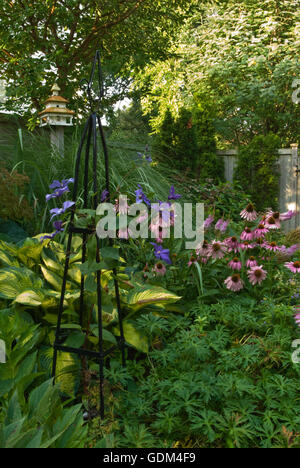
[
  {"xmin": 113, "ymin": 321, "xmax": 148, "ymax": 353},
  {"xmin": 0, "ymin": 267, "xmax": 43, "ymax": 300},
  {"xmin": 14, "ymin": 290, "xmax": 44, "ymax": 307},
  {"xmin": 126, "ymin": 285, "xmax": 181, "ymax": 312}
]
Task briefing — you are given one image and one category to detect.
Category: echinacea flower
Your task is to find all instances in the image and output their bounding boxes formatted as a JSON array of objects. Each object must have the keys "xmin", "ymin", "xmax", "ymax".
[
  {"xmin": 168, "ymin": 186, "xmax": 181, "ymax": 201},
  {"xmin": 151, "ymin": 243, "xmax": 171, "ymax": 265},
  {"xmin": 246, "ymin": 256, "xmax": 257, "ymax": 268},
  {"xmin": 224, "ymin": 274, "xmax": 244, "ymax": 292},
  {"xmin": 240, "ymin": 227, "xmax": 253, "ymax": 241},
  {"xmin": 240, "ymin": 203, "xmax": 257, "ymax": 221},
  {"xmin": 264, "ymin": 215, "xmax": 280, "ymax": 230},
  {"xmin": 285, "ymin": 261, "xmax": 300, "ymax": 273},
  {"xmin": 280, "ymin": 210, "xmax": 298, "ymax": 221},
  {"xmin": 49, "ymin": 200, "xmax": 75, "ymax": 220},
  {"xmin": 208, "ymin": 240, "xmax": 227, "ymax": 259},
  {"xmin": 253, "ymin": 224, "xmax": 269, "ymax": 238},
  {"xmin": 196, "ymin": 240, "xmax": 210, "ymax": 257},
  {"xmin": 264, "ymin": 241, "xmax": 280, "ymax": 252},
  {"xmin": 40, "ymin": 220, "xmax": 64, "ymax": 241},
  {"xmin": 228, "ymin": 257, "xmax": 242, "ymax": 271},
  {"xmin": 188, "ymin": 255, "xmax": 198, "ymax": 267},
  {"xmin": 153, "ymin": 262, "xmax": 167, "ymax": 276},
  {"xmin": 239, "ymin": 241, "xmax": 254, "ymax": 250},
  {"xmin": 224, "ymin": 236, "xmax": 240, "ymax": 253},
  {"xmin": 294, "ymin": 312, "xmax": 300, "ymax": 328},
  {"xmin": 247, "ymin": 265, "xmax": 267, "ymax": 285}
]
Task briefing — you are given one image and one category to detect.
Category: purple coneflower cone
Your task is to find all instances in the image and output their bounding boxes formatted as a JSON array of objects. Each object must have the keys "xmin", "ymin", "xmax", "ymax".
[
  {"xmin": 264, "ymin": 215, "xmax": 281, "ymax": 229},
  {"xmin": 247, "ymin": 265, "xmax": 267, "ymax": 285},
  {"xmin": 224, "ymin": 274, "xmax": 244, "ymax": 292},
  {"xmin": 284, "ymin": 261, "xmax": 300, "ymax": 273},
  {"xmin": 224, "ymin": 236, "xmax": 240, "ymax": 253},
  {"xmin": 188, "ymin": 256, "xmax": 198, "ymax": 267},
  {"xmin": 253, "ymin": 224, "xmax": 269, "ymax": 238},
  {"xmin": 240, "ymin": 204, "xmax": 257, "ymax": 222},
  {"xmin": 263, "ymin": 241, "xmax": 281, "ymax": 252}
]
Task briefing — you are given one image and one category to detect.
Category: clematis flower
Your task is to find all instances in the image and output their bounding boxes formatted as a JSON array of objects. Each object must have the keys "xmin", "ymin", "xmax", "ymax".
[
  {"xmin": 168, "ymin": 186, "xmax": 181, "ymax": 201},
  {"xmin": 284, "ymin": 261, "xmax": 300, "ymax": 273},
  {"xmin": 135, "ymin": 184, "xmax": 151, "ymax": 207},
  {"xmin": 40, "ymin": 220, "xmax": 64, "ymax": 241},
  {"xmin": 46, "ymin": 178, "xmax": 74, "ymax": 201},
  {"xmin": 224, "ymin": 274, "xmax": 244, "ymax": 292},
  {"xmin": 50, "ymin": 200, "xmax": 75, "ymax": 220},
  {"xmin": 101, "ymin": 189, "xmax": 109, "ymax": 202},
  {"xmin": 228, "ymin": 257, "xmax": 242, "ymax": 271},
  {"xmin": 240, "ymin": 204, "xmax": 257, "ymax": 221},
  {"xmin": 151, "ymin": 243, "xmax": 171, "ymax": 265},
  {"xmin": 246, "ymin": 256, "xmax": 258, "ymax": 268},
  {"xmin": 247, "ymin": 265, "xmax": 267, "ymax": 285},
  {"xmin": 207, "ymin": 240, "xmax": 227, "ymax": 259}
]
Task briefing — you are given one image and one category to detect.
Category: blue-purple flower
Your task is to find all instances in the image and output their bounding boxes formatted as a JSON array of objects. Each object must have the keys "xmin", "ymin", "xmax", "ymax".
[
  {"xmin": 46, "ymin": 178, "xmax": 74, "ymax": 202},
  {"xmin": 101, "ymin": 189, "xmax": 109, "ymax": 202},
  {"xmin": 50, "ymin": 200, "xmax": 75, "ymax": 220},
  {"xmin": 168, "ymin": 186, "xmax": 181, "ymax": 201},
  {"xmin": 135, "ymin": 184, "xmax": 151, "ymax": 207},
  {"xmin": 40, "ymin": 220, "xmax": 64, "ymax": 241},
  {"xmin": 151, "ymin": 242, "xmax": 171, "ymax": 264}
]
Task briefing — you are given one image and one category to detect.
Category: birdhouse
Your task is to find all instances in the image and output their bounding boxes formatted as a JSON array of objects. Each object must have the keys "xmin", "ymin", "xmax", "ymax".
[
  {"xmin": 39, "ymin": 83, "xmax": 74, "ymax": 156},
  {"xmin": 39, "ymin": 83, "xmax": 74, "ymax": 127}
]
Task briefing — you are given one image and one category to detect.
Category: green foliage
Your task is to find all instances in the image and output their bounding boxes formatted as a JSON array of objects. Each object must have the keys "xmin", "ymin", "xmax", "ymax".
[
  {"xmin": 0, "ymin": 164, "xmax": 33, "ymax": 223},
  {"xmin": 0, "ymin": 308, "xmax": 87, "ymax": 448},
  {"xmin": 95, "ymin": 299, "xmax": 300, "ymax": 448},
  {"xmin": 234, "ymin": 133, "xmax": 281, "ymax": 211},
  {"xmin": 153, "ymin": 106, "xmax": 223, "ymax": 182}
]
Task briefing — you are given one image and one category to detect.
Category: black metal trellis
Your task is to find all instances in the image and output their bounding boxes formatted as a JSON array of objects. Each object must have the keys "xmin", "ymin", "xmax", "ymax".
[{"xmin": 52, "ymin": 51, "xmax": 126, "ymax": 419}]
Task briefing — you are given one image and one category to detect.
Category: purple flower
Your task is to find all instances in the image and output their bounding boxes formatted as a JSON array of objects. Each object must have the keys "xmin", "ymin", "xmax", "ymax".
[
  {"xmin": 50, "ymin": 200, "xmax": 75, "ymax": 220},
  {"xmin": 101, "ymin": 189, "xmax": 109, "ymax": 202},
  {"xmin": 40, "ymin": 220, "xmax": 64, "ymax": 241},
  {"xmin": 204, "ymin": 215, "xmax": 214, "ymax": 229},
  {"xmin": 150, "ymin": 242, "xmax": 171, "ymax": 264},
  {"xmin": 135, "ymin": 184, "xmax": 151, "ymax": 207},
  {"xmin": 46, "ymin": 178, "xmax": 74, "ymax": 202},
  {"xmin": 168, "ymin": 186, "xmax": 181, "ymax": 201}
]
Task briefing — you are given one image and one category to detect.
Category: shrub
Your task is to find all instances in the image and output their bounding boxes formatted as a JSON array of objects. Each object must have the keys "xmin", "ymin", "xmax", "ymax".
[
  {"xmin": 0, "ymin": 164, "xmax": 33, "ymax": 223},
  {"xmin": 234, "ymin": 133, "xmax": 281, "ymax": 211}
]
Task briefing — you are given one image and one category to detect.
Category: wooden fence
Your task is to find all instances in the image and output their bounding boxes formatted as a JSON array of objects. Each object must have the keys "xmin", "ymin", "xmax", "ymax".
[{"xmin": 217, "ymin": 144, "xmax": 299, "ymax": 232}]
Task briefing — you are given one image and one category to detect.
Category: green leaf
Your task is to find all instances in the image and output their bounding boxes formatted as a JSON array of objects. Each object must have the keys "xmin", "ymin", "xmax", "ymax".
[
  {"xmin": 113, "ymin": 321, "xmax": 148, "ymax": 353},
  {"xmin": 126, "ymin": 285, "xmax": 181, "ymax": 311}
]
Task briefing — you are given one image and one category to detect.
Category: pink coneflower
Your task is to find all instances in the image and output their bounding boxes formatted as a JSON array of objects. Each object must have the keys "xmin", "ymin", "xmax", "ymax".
[
  {"xmin": 264, "ymin": 215, "xmax": 280, "ymax": 229},
  {"xmin": 228, "ymin": 257, "xmax": 242, "ymax": 271},
  {"xmin": 253, "ymin": 224, "xmax": 269, "ymax": 238},
  {"xmin": 201, "ymin": 257, "xmax": 208, "ymax": 264},
  {"xmin": 246, "ymin": 256, "xmax": 258, "ymax": 268},
  {"xmin": 153, "ymin": 262, "xmax": 167, "ymax": 276},
  {"xmin": 224, "ymin": 236, "xmax": 240, "ymax": 253},
  {"xmin": 247, "ymin": 265, "xmax": 267, "ymax": 285},
  {"xmin": 207, "ymin": 240, "xmax": 227, "ymax": 259},
  {"xmin": 224, "ymin": 274, "xmax": 244, "ymax": 292},
  {"xmin": 188, "ymin": 255, "xmax": 198, "ymax": 267},
  {"xmin": 264, "ymin": 241, "xmax": 281, "ymax": 252},
  {"xmin": 197, "ymin": 240, "xmax": 210, "ymax": 257},
  {"xmin": 240, "ymin": 227, "xmax": 253, "ymax": 241},
  {"xmin": 284, "ymin": 261, "xmax": 300, "ymax": 273},
  {"xmin": 240, "ymin": 241, "xmax": 254, "ymax": 250},
  {"xmin": 118, "ymin": 228, "xmax": 130, "ymax": 239},
  {"xmin": 280, "ymin": 210, "xmax": 298, "ymax": 221},
  {"xmin": 255, "ymin": 237, "xmax": 265, "ymax": 246},
  {"xmin": 204, "ymin": 215, "xmax": 214, "ymax": 229},
  {"xmin": 240, "ymin": 203, "xmax": 257, "ymax": 221},
  {"xmin": 294, "ymin": 312, "xmax": 300, "ymax": 328}
]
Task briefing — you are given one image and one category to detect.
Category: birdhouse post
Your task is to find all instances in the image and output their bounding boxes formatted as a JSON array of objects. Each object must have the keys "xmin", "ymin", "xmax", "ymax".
[{"xmin": 39, "ymin": 83, "xmax": 74, "ymax": 156}]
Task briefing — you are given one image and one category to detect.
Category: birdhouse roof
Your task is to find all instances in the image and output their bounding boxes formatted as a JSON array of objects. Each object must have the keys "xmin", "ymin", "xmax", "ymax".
[
  {"xmin": 39, "ymin": 107, "xmax": 75, "ymax": 116},
  {"xmin": 44, "ymin": 95, "xmax": 69, "ymax": 104}
]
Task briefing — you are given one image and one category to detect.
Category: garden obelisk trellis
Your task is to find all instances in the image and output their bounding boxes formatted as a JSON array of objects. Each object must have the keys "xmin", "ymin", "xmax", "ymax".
[{"xmin": 52, "ymin": 51, "xmax": 126, "ymax": 418}]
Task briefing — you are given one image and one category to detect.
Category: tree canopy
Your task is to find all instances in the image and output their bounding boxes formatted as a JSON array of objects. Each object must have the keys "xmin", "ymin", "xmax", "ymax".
[
  {"xmin": 0, "ymin": 0, "xmax": 195, "ymax": 124},
  {"xmin": 135, "ymin": 0, "xmax": 300, "ymax": 146}
]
